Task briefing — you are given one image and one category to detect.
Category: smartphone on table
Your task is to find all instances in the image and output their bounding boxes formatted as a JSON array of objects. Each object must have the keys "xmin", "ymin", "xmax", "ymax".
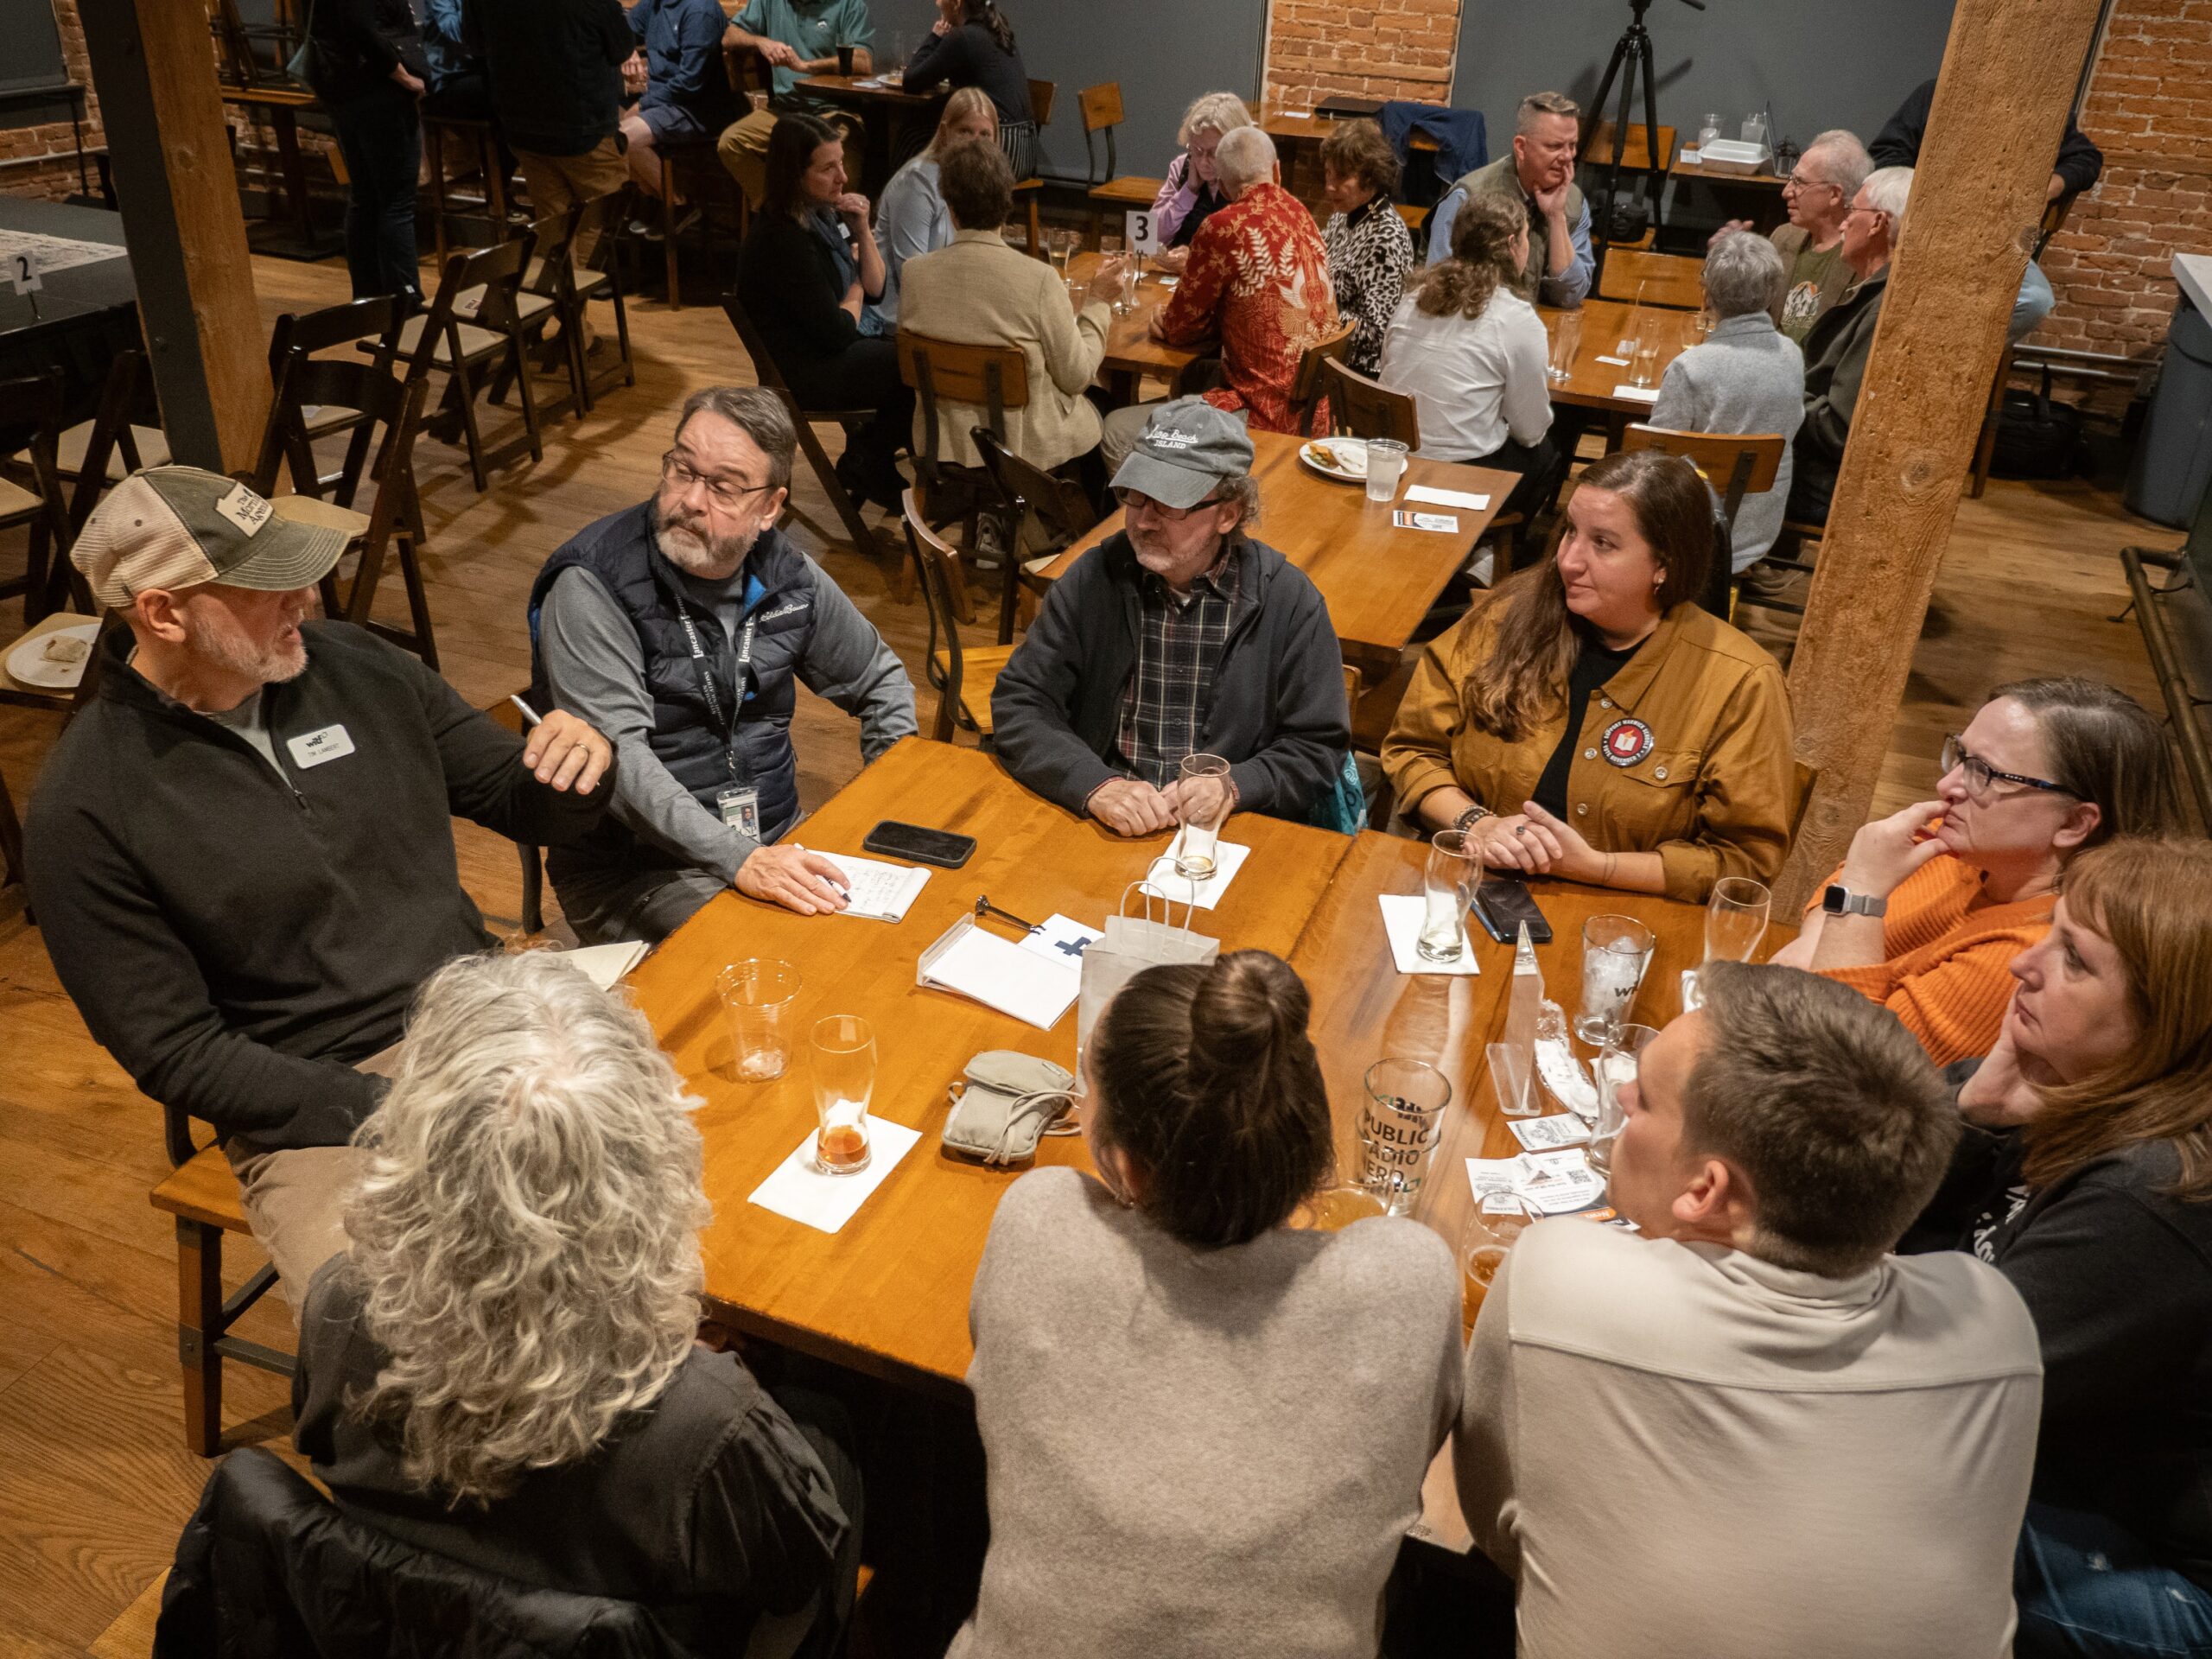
[
  {"xmin": 1471, "ymin": 874, "xmax": 1554, "ymax": 945},
  {"xmin": 861, "ymin": 819, "xmax": 977, "ymax": 869}
]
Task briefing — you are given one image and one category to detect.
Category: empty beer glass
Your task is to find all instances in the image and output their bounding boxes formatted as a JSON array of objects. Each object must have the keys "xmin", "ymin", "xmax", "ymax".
[
  {"xmin": 1174, "ymin": 753, "xmax": 1234, "ymax": 878},
  {"xmin": 718, "ymin": 959, "xmax": 800, "ymax": 1081},
  {"xmin": 810, "ymin": 1014, "xmax": 876, "ymax": 1175},
  {"xmin": 1418, "ymin": 828, "xmax": 1480, "ymax": 963}
]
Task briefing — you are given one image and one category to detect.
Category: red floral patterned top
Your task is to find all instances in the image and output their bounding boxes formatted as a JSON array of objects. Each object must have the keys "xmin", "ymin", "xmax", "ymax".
[{"xmin": 1154, "ymin": 181, "xmax": 1338, "ymax": 434}]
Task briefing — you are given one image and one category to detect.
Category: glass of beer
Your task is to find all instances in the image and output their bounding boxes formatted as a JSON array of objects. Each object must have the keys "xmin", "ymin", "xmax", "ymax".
[
  {"xmin": 717, "ymin": 959, "xmax": 800, "ymax": 1081},
  {"xmin": 810, "ymin": 1014, "xmax": 876, "ymax": 1175},
  {"xmin": 1173, "ymin": 753, "xmax": 1234, "ymax": 879},
  {"xmin": 1459, "ymin": 1194, "xmax": 1530, "ymax": 1329}
]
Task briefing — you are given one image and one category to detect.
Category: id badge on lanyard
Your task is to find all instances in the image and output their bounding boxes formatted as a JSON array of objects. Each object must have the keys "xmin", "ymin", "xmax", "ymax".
[
  {"xmin": 676, "ymin": 594, "xmax": 762, "ymax": 836},
  {"xmin": 717, "ymin": 786, "xmax": 761, "ymax": 840}
]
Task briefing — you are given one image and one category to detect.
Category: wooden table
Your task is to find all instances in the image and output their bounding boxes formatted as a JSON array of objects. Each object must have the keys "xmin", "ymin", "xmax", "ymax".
[
  {"xmin": 794, "ymin": 73, "xmax": 948, "ymax": 196},
  {"xmin": 1539, "ymin": 296, "xmax": 1705, "ymax": 416},
  {"xmin": 1039, "ymin": 429, "xmax": 1514, "ymax": 672},
  {"xmin": 628, "ymin": 739, "xmax": 1355, "ymax": 1395},
  {"xmin": 1061, "ymin": 249, "xmax": 1201, "ymax": 404},
  {"xmin": 219, "ymin": 84, "xmax": 346, "ymax": 260}
]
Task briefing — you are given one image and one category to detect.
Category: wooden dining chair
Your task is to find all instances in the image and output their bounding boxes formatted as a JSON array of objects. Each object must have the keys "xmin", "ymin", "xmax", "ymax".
[
  {"xmin": 1595, "ymin": 248, "xmax": 1706, "ymax": 310},
  {"xmin": 10, "ymin": 348, "xmax": 169, "ymax": 493},
  {"xmin": 1080, "ymin": 83, "xmax": 1161, "ymax": 246},
  {"xmin": 896, "ymin": 331, "xmax": 1032, "ymax": 533},
  {"xmin": 371, "ymin": 233, "xmax": 544, "ymax": 492},
  {"xmin": 264, "ymin": 296, "xmax": 404, "ymax": 504},
  {"xmin": 3, "ymin": 351, "xmax": 149, "ymax": 620},
  {"xmin": 722, "ymin": 291, "xmax": 889, "ymax": 563},
  {"xmin": 969, "ymin": 424, "xmax": 1098, "ymax": 646},
  {"xmin": 475, "ymin": 209, "xmax": 589, "ymax": 426},
  {"xmin": 422, "ymin": 114, "xmax": 512, "ymax": 269},
  {"xmin": 902, "ymin": 489, "xmax": 1015, "ymax": 744},
  {"xmin": 0, "ymin": 369, "xmax": 76, "ymax": 622},
  {"xmin": 1319, "ymin": 359, "xmax": 1421, "ymax": 448},
  {"xmin": 255, "ymin": 354, "xmax": 439, "ymax": 665},
  {"xmin": 528, "ymin": 189, "xmax": 637, "ymax": 412},
  {"xmin": 1014, "ymin": 79, "xmax": 1058, "ymax": 257},
  {"xmin": 1287, "ymin": 321, "xmax": 1357, "ymax": 437}
]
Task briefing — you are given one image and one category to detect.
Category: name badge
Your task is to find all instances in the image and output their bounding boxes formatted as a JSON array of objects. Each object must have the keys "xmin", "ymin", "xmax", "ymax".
[{"xmin": 286, "ymin": 723, "xmax": 357, "ymax": 769}]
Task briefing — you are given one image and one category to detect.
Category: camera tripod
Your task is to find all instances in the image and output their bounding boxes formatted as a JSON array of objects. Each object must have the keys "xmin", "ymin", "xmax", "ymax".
[{"xmin": 1586, "ymin": 0, "xmax": 1705, "ymax": 282}]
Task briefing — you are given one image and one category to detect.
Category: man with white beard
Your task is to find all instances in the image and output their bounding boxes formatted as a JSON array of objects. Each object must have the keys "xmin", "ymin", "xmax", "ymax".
[
  {"xmin": 530, "ymin": 385, "xmax": 915, "ymax": 941},
  {"xmin": 28, "ymin": 467, "xmax": 616, "ymax": 1296}
]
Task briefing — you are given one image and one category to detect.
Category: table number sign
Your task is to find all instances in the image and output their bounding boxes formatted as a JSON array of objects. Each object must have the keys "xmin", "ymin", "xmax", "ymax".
[
  {"xmin": 9, "ymin": 251, "xmax": 40, "ymax": 296},
  {"xmin": 1125, "ymin": 208, "xmax": 1161, "ymax": 257}
]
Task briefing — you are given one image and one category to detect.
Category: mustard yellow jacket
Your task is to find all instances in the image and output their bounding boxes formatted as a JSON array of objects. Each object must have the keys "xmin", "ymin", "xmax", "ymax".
[{"xmin": 1381, "ymin": 601, "xmax": 1795, "ymax": 901}]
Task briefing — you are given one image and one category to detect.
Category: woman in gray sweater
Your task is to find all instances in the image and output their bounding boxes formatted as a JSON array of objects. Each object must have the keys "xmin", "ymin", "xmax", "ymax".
[
  {"xmin": 950, "ymin": 951, "xmax": 1464, "ymax": 1659},
  {"xmin": 1649, "ymin": 231, "xmax": 1806, "ymax": 575}
]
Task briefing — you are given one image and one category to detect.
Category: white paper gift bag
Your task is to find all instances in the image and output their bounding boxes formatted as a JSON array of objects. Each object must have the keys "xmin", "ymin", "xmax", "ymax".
[{"xmin": 1076, "ymin": 881, "xmax": 1220, "ymax": 1086}]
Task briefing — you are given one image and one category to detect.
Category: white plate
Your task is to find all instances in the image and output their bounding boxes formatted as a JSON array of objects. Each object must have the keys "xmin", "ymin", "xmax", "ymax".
[
  {"xmin": 1299, "ymin": 437, "xmax": 1368, "ymax": 482},
  {"xmin": 5, "ymin": 620, "xmax": 99, "ymax": 690}
]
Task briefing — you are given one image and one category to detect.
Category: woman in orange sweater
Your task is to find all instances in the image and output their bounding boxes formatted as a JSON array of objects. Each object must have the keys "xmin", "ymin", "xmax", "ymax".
[{"xmin": 1770, "ymin": 677, "xmax": 2176, "ymax": 1065}]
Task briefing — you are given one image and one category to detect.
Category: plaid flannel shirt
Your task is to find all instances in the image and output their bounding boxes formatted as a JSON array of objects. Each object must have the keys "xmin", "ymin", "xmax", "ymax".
[{"xmin": 1112, "ymin": 543, "xmax": 1243, "ymax": 789}]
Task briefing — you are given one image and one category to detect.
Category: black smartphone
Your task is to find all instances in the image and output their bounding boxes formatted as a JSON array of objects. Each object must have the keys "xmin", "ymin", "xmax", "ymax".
[
  {"xmin": 1471, "ymin": 875, "xmax": 1554, "ymax": 945},
  {"xmin": 861, "ymin": 820, "xmax": 977, "ymax": 869}
]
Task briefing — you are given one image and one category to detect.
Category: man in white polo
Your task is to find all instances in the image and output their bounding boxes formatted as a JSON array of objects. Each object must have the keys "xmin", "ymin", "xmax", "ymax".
[{"xmin": 28, "ymin": 467, "xmax": 613, "ymax": 1297}]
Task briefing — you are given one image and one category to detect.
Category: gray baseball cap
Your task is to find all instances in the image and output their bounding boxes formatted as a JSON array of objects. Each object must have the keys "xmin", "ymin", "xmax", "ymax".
[
  {"xmin": 73, "ymin": 466, "xmax": 351, "ymax": 610},
  {"xmin": 1108, "ymin": 397, "xmax": 1255, "ymax": 511}
]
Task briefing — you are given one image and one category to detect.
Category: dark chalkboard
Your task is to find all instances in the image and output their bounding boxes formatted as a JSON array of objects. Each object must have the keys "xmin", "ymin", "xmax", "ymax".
[{"xmin": 0, "ymin": 0, "xmax": 70, "ymax": 107}]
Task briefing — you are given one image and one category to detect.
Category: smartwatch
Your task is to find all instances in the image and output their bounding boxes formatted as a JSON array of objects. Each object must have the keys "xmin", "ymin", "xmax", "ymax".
[{"xmin": 1822, "ymin": 884, "xmax": 1886, "ymax": 918}]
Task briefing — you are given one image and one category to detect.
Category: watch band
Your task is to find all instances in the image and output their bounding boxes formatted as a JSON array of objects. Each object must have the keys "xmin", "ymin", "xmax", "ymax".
[{"xmin": 1823, "ymin": 884, "xmax": 1887, "ymax": 918}]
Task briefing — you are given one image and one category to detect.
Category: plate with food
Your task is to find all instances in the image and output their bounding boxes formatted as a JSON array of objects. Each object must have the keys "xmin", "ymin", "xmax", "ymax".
[
  {"xmin": 1299, "ymin": 437, "xmax": 1369, "ymax": 483},
  {"xmin": 6, "ymin": 620, "xmax": 99, "ymax": 690}
]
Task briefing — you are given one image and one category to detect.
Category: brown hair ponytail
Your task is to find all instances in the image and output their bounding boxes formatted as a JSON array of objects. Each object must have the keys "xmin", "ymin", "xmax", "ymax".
[
  {"xmin": 1090, "ymin": 951, "xmax": 1333, "ymax": 1248},
  {"xmin": 1414, "ymin": 193, "xmax": 1525, "ymax": 321}
]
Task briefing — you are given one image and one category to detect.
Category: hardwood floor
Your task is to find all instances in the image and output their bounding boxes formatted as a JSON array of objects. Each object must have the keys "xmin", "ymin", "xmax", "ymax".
[{"xmin": 0, "ymin": 245, "xmax": 2182, "ymax": 1654}]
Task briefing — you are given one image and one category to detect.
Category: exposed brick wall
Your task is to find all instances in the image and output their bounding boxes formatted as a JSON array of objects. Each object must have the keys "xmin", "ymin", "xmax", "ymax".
[
  {"xmin": 2038, "ymin": 0, "xmax": 2212, "ymax": 357},
  {"xmin": 0, "ymin": 0, "xmax": 104, "ymax": 202},
  {"xmin": 1262, "ymin": 0, "xmax": 1463, "ymax": 112}
]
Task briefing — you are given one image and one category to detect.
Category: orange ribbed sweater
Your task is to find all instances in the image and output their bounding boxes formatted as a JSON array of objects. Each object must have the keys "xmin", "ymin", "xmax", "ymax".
[{"xmin": 1807, "ymin": 855, "xmax": 2054, "ymax": 1067}]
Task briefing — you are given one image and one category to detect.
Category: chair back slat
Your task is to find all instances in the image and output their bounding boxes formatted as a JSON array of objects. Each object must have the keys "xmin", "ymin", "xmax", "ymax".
[
  {"xmin": 1594, "ymin": 248, "xmax": 1705, "ymax": 309},
  {"xmin": 1288, "ymin": 321, "xmax": 1357, "ymax": 435},
  {"xmin": 895, "ymin": 332, "xmax": 1033, "ymax": 413},
  {"xmin": 1078, "ymin": 82, "xmax": 1124, "ymax": 135},
  {"xmin": 1580, "ymin": 120, "xmax": 1678, "ymax": 175},
  {"xmin": 1029, "ymin": 79, "xmax": 1057, "ymax": 128},
  {"xmin": 1620, "ymin": 424, "xmax": 1785, "ymax": 497},
  {"xmin": 1319, "ymin": 359, "xmax": 1420, "ymax": 448},
  {"xmin": 901, "ymin": 489, "xmax": 969, "ymax": 740},
  {"xmin": 270, "ymin": 296, "xmax": 401, "ymax": 368}
]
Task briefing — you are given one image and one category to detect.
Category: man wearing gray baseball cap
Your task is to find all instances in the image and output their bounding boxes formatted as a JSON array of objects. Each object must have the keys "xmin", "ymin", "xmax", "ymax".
[
  {"xmin": 992, "ymin": 398, "xmax": 1349, "ymax": 833},
  {"xmin": 26, "ymin": 467, "xmax": 616, "ymax": 1300}
]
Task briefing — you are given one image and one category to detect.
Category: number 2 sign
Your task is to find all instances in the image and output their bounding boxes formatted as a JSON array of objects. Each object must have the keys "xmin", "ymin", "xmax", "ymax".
[
  {"xmin": 1125, "ymin": 209, "xmax": 1160, "ymax": 257},
  {"xmin": 8, "ymin": 252, "xmax": 40, "ymax": 296}
]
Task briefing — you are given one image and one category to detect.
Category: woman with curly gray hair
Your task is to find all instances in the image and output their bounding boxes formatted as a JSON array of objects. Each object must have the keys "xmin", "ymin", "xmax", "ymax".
[{"xmin": 289, "ymin": 950, "xmax": 860, "ymax": 1650}]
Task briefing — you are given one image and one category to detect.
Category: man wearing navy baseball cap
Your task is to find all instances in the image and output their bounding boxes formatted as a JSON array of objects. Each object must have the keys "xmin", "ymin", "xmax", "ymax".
[
  {"xmin": 28, "ymin": 467, "xmax": 616, "ymax": 1300},
  {"xmin": 992, "ymin": 398, "xmax": 1349, "ymax": 836}
]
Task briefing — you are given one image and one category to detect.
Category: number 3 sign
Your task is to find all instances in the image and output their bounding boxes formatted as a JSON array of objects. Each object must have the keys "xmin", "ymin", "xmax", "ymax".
[
  {"xmin": 1125, "ymin": 209, "xmax": 1160, "ymax": 257},
  {"xmin": 9, "ymin": 252, "xmax": 40, "ymax": 296}
]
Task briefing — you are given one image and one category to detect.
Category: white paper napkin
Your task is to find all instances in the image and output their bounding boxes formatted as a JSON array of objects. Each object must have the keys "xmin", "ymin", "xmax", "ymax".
[
  {"xmin": 1378, "ymin": 894, "xmax": 1482, "ymax": 976},
  {"xmin": 1611, "ymin": 384, "xmax": 1662, "ymax": 404},
  {"xmin": 1144, "ymin": 833, "xmax": 1250, "ymax": 911},
  {"xmin": 1405, "ymin": 484, "xmax": 1491, "ymax": 511},
  {"xmin": 747, "ymin": 1116, "xmax": 923, "ymax": 1234},
  {"xmin": 555, "ymin": 941, "xmax": 646, "ymax": 991}
]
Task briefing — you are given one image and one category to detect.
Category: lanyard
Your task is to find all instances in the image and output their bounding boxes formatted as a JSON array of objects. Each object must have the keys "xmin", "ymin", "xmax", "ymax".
[{"xmin": 671, "ymin": 594, "xmax": 758, "ymax": 779}]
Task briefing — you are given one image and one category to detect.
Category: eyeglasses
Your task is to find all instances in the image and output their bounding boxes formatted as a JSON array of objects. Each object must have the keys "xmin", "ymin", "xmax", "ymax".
[
  {"xmin": 1783, "ymin": 171, "xmax": 1837, "ymax": 195},
  {"xmin": 661, "ymin": 451, "xmax": 778, "ymax": 511},
  {"xmin": 1115, "ymin": 486, "xmax": 1223, "ymax": 521},
  {"xmin": 1940, "ymin": 735, "xmax": 2072, "ymax": 800},
  {"xmin": 1842, "ymin": 202, "xmax": 1888, "ymax": 223}
]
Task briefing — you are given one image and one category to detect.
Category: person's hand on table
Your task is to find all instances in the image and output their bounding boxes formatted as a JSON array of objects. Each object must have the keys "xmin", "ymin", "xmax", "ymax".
[
  {"xmin": 1154, "ymin": 245, "xmax": 1189, "ymax": 275},
  {"xmin": 1957, "ymin": 995, "xmax": 2049, "ymax": 1129},
  {"xmin": 1468, "ymin": 812, "xmax": 1557, "ymax": 874},
  {"xmin": 1839, "ymin": 798, "xmax": 1948, "ymax": 901},
  {"xmin": 1160, "ymin": 772, "xmax": 1236, "ymax": 824},
  {"xmin": 1090, "ymin": 254, "xmax": 1132, "ymax": 304},
  {"xmin": 523, "ymin": 710, "xmax": 613, "ymax": 795},
  {"xmin": 1707, "ymin": 218, "xmax": 1752, "ymax": 247},
  {"xmin": 735, "ymin": 844, "xmax": 851, "ymax": 915},
  {"xmin": 1519, "ymin": 802, "xmax": 1612, "ymax": 882},
  {"xmin": 1089, "ymin": 777, "xmax": 1178, "ymax": 836}
]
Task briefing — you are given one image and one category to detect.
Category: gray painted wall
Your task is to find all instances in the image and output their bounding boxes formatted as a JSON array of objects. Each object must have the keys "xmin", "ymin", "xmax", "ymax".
[
  {"xmin": 1447, "ymin": 0, "xmax": 1956, "ymax": 166},
  {"xmin": 864, "ymin": 0, "xmax": 1268, "ymax": 180}
]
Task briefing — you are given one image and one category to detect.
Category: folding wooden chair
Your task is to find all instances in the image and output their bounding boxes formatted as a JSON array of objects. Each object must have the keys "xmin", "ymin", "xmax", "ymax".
[
  {"xmin": 1594, "ymin": 247, "xmax": 1705, "ymax": 310},
  {"xmin": 1287, "ymin": 321, "xmax": 1357, "ymax": 437},
  {"xmin": 902, "ymin": 490, "xmax": 1014, "ymax": 744},
  {"xmin": 528, "ymin": 190, "xmax": 637, "ymax": 412},
  {"xmin": 256, "ymin": 354, "xmax": 439, "ymax": 665},
  {"xmin": 0, "ymin": 369, "xmax": 75, "ymax": 622},
  {"xmin": 0, "ymin": 608, "xmax": 118, "ymax": 887},
  {"xmin": 149, "ymin": 1103, "xmax": 294, "ymax": 1456},
  {"xmin": 896, "ymin": 330, "xmax": 1030, "ymax": 545},
  {"xmin": 422, "ymin": 114, "xmax": 512, "ymax": 269},
  {"xmin": 1319, "ymin": 359, "xmax": 1421, "ymax": 448},
  {"xmin": 8, "ymin": 346, "xmax": 168, "ymax": 501},
  {"xmin": 970, "ymin": 424, "xmax": 1098, "ymax": 646},
  {"xmin": 722, "ymin": 290, "xmax": 890, "ymax": 563},
  {"xmin": 264, "ymin": 296, "xmax": 404, "ymax": 503},
  {"xmin": 372, "ymin": 234, "xmax": 544, "ymax": 492}
]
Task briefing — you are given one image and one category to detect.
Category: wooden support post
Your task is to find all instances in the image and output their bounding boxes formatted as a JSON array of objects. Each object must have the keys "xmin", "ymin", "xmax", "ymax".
[
  {"xmin": 74, "ymin": 0, "xmax": 270, "ymax": 474},
  {"xmin": 1775, "ymin": 0, "xmax": 2107, "ymax": 912}
]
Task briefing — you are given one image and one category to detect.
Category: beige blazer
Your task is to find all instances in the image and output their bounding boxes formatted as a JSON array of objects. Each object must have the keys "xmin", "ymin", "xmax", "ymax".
[{"xmin": 897, "ymin": 228, "xmax": 1109, "ymax": 472}]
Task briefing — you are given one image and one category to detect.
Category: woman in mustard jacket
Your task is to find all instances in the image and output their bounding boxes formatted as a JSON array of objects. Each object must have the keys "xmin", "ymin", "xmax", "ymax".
[{"xmin": 1382, "ymin": 450, "xmax": 1795, "ymax": 903}]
